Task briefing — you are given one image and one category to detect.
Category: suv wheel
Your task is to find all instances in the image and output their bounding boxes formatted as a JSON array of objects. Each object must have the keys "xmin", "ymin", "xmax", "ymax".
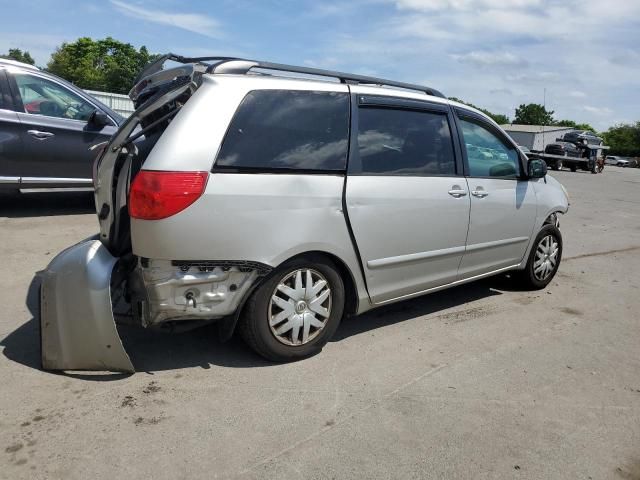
[
  {"xmin": 239, "ymin": 256, "xmax": 345, "ymax": 362},
  {"xmin": 516, "ymin": 224, "xmax": 562, "ymax": 290}
]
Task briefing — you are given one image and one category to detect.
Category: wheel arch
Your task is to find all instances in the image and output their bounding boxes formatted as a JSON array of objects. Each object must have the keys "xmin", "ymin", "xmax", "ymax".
[{"xmin": 218, "ymin": 249, "xmax": 361, "ymax": 343}]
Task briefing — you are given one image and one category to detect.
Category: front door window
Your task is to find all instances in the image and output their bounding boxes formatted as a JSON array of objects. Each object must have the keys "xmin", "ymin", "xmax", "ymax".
[
  {"xmin": 14, "ymin": 73, "xmax": 95, "ymax": 121},
  {"xmin": 459, "ymin": 118, "xmax": 520, "ymax": 178}
]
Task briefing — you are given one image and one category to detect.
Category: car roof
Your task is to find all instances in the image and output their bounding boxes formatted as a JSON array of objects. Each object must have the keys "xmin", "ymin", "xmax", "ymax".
[{"xmin": 0, "ymin": 58, "xmax": 39, "ymax": 71}]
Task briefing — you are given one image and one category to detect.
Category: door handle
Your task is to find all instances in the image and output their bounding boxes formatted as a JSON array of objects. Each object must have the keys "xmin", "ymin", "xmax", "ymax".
[
  {"xmin": 448, "ymin": 188, "xmax": 468, "ymax": 198},
  {"xmin": 471, "ymin": 189, "xmax": 489, "ymax": 198},
  {"xmin": 27, "ymin": 130, "xmax": 55, "ymax": 140}
]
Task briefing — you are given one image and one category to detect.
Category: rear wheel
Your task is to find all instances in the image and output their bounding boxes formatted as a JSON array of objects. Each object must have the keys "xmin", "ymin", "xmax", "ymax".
[
  {"xmin": 516, "ymin": 224, "xmax": 562, "ymax": 290},
  {"xmin": 239, "ymin": 256, "xmax": 345, "ymax": 362}
]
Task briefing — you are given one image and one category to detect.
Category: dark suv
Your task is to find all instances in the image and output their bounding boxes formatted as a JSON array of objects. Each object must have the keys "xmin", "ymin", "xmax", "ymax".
[
  {"xmin": 562, "ymin": 130, "xmax": 603, "ymax": 146},
  {"xmin": 0, "ymin": 58, "xmax": 123, "ymax": 192},
  {"xmin": 545, "ymin": 141, "xmax": 581, "ymax": 158}
]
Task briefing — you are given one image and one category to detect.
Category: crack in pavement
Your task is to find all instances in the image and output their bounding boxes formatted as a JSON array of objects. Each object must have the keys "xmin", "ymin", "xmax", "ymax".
[
  {"xmin": 236, "ymin": 364, "xmax": 448, "ymax": 477},
  {"xmin": 564, "ymin": 245, "xmax": 640, "ymax": 261}
]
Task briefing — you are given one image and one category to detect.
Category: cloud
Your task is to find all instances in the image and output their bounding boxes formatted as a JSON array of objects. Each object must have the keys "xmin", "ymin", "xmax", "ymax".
[
  {"xmin": 451, "ymin": 51, "xmax": 528, "ymax": 67},
  {"xmin": 109, "ymin": 0, "xmax": 221, "ymax": 38},
  {"xmin": 583, "ymin": 105, "xmax": 613, "ymax": 116},
  {"xmin": 395, "ymin": 0, "xmax": 543, "ymax": 11},
  {"xmin": 505, "ymin": 71, "xmax": 562, "ymax": 84},
  {"xmin": 0, "ymin": 32, "xmax": 69, "ymax": 66},
  {"xmin": 569, "ymin": 91, "xmax": 587, "ymax": 98},
  {"xmin": 490, "ymin": 88, "xmax": 513, "ymax": 95}
]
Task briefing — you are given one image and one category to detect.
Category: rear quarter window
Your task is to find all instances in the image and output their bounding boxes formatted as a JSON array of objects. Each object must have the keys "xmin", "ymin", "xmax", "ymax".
[{"xmin": 216, "ymin": 90, "xmax": 349, "ymax": 171}]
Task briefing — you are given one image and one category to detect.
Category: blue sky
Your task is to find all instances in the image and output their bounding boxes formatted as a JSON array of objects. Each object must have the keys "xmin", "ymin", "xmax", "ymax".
[{"xmin": 1, "ymin": 0, "xmax": 638, "ymax": 130}]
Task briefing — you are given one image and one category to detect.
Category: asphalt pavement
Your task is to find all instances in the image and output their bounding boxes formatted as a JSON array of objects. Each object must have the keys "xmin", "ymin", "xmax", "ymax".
[{"xmin": 1, "ymin": 167, "xmax": 639, "ymax": 479}]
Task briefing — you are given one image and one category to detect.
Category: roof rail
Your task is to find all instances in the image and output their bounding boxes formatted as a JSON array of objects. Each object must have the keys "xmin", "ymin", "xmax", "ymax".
[
  {"xmin": 207, "ymin": 59, "xmax": 445, "ymax": 98},
  {"xmin": 134, "ymin": 54, "xmax": 445, "ymax": 99}
]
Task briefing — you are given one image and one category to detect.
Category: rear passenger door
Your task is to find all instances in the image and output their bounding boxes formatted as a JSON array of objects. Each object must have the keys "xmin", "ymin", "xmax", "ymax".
[
  {"xmin": 455, "ymin": 110, "xmax": 538, "ymax": 278},
  {"xmin": 345, "ymin": 94, "xmax": 470, "ymax": 304}
]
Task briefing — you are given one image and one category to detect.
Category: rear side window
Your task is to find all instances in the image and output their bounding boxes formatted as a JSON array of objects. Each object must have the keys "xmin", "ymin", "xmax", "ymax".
[
  {"xmin": 356, "ymin": 107, "xmax": 456, "ymax": 176},
  {"xmin": 216, "ymin": 90, "xmax": 349, "ymax": 171}
]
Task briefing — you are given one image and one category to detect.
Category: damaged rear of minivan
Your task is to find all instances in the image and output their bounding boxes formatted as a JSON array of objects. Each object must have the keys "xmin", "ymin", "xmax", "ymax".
[{"xmin": 40, "ymin": 55, "xmax": 367, "ymax": 372}]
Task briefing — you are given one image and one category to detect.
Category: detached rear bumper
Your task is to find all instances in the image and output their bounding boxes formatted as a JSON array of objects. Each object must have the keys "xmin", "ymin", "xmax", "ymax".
[{"xmin": 40, "ymin": 239, "xmax": 134, "ymax": 373}]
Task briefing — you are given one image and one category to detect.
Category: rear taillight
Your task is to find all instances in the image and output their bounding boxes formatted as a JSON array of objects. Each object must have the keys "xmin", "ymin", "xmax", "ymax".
[{"xmin": 129, "ymin": 170, "xmax": 208, "ymax": 220}]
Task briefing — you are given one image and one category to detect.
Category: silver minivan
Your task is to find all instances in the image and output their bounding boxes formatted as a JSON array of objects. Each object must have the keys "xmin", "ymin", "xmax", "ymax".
[{"xmin": 41, "ymin": 56, "xmax": 569, "ymax": 372}]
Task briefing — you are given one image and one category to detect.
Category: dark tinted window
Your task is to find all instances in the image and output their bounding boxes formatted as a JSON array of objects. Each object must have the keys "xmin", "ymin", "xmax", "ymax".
[
  {"xmin": 0, "ymin": 71, "xmax": 9, "ymax": 110},
  {"xmin": 356, "ymin": 107, "xmax": 456, "ymax": 175},
  {"xmin": 216, "ymin": 90, "xmax": 349, "ymax": 171},
  {"xmin": 14, "ymin": 73, "xmax": 95, "ymax": 121},
  {"xmin": 459, "ymin": 118, "xmax": 520, "ymax": 178}
]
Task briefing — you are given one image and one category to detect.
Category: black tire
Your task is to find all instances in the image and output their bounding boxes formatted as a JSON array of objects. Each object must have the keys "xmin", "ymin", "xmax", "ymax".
[
  {"xmin": 516, "ymin": 224, "xmax": 563, "ymax": 290},
  {"xmin": 239, "ymin": 256, "xmax": 345, "ymax": 362},
  {"xmin": 556, "ymin": 159, "xmax": 563, "ymax": 171},
  {"xmin": 569, "ymin": 165, "xmax": 577, "ymax": 172}
]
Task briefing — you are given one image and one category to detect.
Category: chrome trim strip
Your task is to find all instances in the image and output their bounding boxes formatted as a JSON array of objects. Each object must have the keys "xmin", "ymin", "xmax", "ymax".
[
  {"xmin": 20, "ymin": 177, "xmax": 93, "ymax": 185},
  {"xmin": 465, "ymin": 236, "xmax": 529, "ymax": 253},
  {"xmin": 375, "ymin": 264, "xmax": 520, "ymax": 306},
  {"xmin": 367, "ymin": 245, "xmax": 466, "ymax": 269},
  {"xmin": 20, "ymin": 187, "xmax": 94, "ymax": 193},
  {"xmin": 0, "ymin": 176, "xmax": 20, "ymax": 184}
]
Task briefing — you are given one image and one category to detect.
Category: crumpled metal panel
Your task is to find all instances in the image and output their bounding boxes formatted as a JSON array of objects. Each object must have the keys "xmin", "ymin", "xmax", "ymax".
[{"xmin": 40, "ymin": 239, "xmax": 134, "ymax": 373}]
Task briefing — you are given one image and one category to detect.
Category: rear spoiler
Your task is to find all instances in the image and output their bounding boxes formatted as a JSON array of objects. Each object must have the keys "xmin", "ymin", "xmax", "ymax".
[{"xmin": 129, "ymin": 54, "xmax": 240, "ymax": 106}]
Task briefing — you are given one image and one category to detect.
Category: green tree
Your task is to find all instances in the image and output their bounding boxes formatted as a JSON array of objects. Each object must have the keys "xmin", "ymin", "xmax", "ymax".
[
  {"xmin": 448, "ymin": 97, "xmax": 510, "ymax": 124},
  {"xmin": 1, "ymin": 48, "xmax": 35, "ymax": 65},
  {"xmin": 602, "ymin": 122, "xmax": 640, "ymax": 157},
  {"xmin": 554, "ymin": 119, "xmax": 596, "ymax": 132},
  {"xmin": 47, "ymin": 37, "xmax": 156, "ymax": 94},
  {"xmin": 514, "ymin": 103, "xmax": 555, "ymax": 125}
]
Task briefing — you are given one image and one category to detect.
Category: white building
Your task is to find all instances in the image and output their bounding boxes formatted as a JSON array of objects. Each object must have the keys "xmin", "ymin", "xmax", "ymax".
[{"xmin": 501, "ymin": 124, "xmax": 575, "ymax": 151}]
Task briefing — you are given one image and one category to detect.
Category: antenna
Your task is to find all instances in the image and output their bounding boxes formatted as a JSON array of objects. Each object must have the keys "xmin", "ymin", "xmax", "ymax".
[{"xmin": 542, "ymin": 87, "xmax": 546, "ymax": 150}]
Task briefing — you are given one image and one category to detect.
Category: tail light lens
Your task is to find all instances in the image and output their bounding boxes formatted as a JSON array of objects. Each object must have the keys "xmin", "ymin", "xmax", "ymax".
[{"xmin": 129, "ymin": 170, "xmax": 208, "ymax": 220}]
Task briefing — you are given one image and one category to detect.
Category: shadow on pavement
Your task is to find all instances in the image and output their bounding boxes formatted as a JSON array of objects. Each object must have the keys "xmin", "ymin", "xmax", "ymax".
[
  {"xmin": 0, "ymin": 192, "xmax": 95, "ymax": 218},
  {"xmin": 1, "ymin": 271, "xmax": 520, "ymax": 379}
]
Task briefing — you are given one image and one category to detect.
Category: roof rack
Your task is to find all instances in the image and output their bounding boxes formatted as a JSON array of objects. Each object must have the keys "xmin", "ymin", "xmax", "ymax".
[
  {"xmin": 136, "ymin": 53, "xmax": 444, "ymax": 99},
  {"xmin": 207, "ymin": 59, "xmax": 445, "ymax": 98}
]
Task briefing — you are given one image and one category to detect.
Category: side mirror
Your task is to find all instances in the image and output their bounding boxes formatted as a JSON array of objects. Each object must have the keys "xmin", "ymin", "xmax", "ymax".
[
  {"xmin": 528, "ymin": 158, "xmax": 547, "ymax": 178},
  {"xmin": 88, "ymin": 109, "xmax": 111, "ymax": 128}
]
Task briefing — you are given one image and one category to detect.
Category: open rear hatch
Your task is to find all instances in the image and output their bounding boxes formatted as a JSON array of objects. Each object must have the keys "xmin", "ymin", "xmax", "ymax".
[{"xmin": 41, "ymin": 55, "xmax": 229, "ymax": 372}]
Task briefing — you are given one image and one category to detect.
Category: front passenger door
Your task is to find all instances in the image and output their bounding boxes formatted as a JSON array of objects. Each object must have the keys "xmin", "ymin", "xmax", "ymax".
[
  {"xmin": 456, "ymin": 112, "xmax": 538, "ymax": 279},
  {"xmin": 9, "ymin": 71, "xmax": 117, "ymax": 183}
]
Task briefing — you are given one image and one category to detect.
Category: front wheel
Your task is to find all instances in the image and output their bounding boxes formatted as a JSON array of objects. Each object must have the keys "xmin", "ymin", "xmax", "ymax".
[
  {"xmin": 239, "ymin": 256, "xmax": 345, "ymax": 362},
  {"xmin": 516, "ymin": 224, "xmax": 563, "ymax": 290}
]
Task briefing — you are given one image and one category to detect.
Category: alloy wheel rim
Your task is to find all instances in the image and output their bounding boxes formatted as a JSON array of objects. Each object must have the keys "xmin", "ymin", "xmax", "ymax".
[
  {"xmin": 533, "ymin": 235, "xmax": 559, "ymax": 281},
  {"xmin": 269, "ymin": 268, "xmax": 332, "ymax": 346}
]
